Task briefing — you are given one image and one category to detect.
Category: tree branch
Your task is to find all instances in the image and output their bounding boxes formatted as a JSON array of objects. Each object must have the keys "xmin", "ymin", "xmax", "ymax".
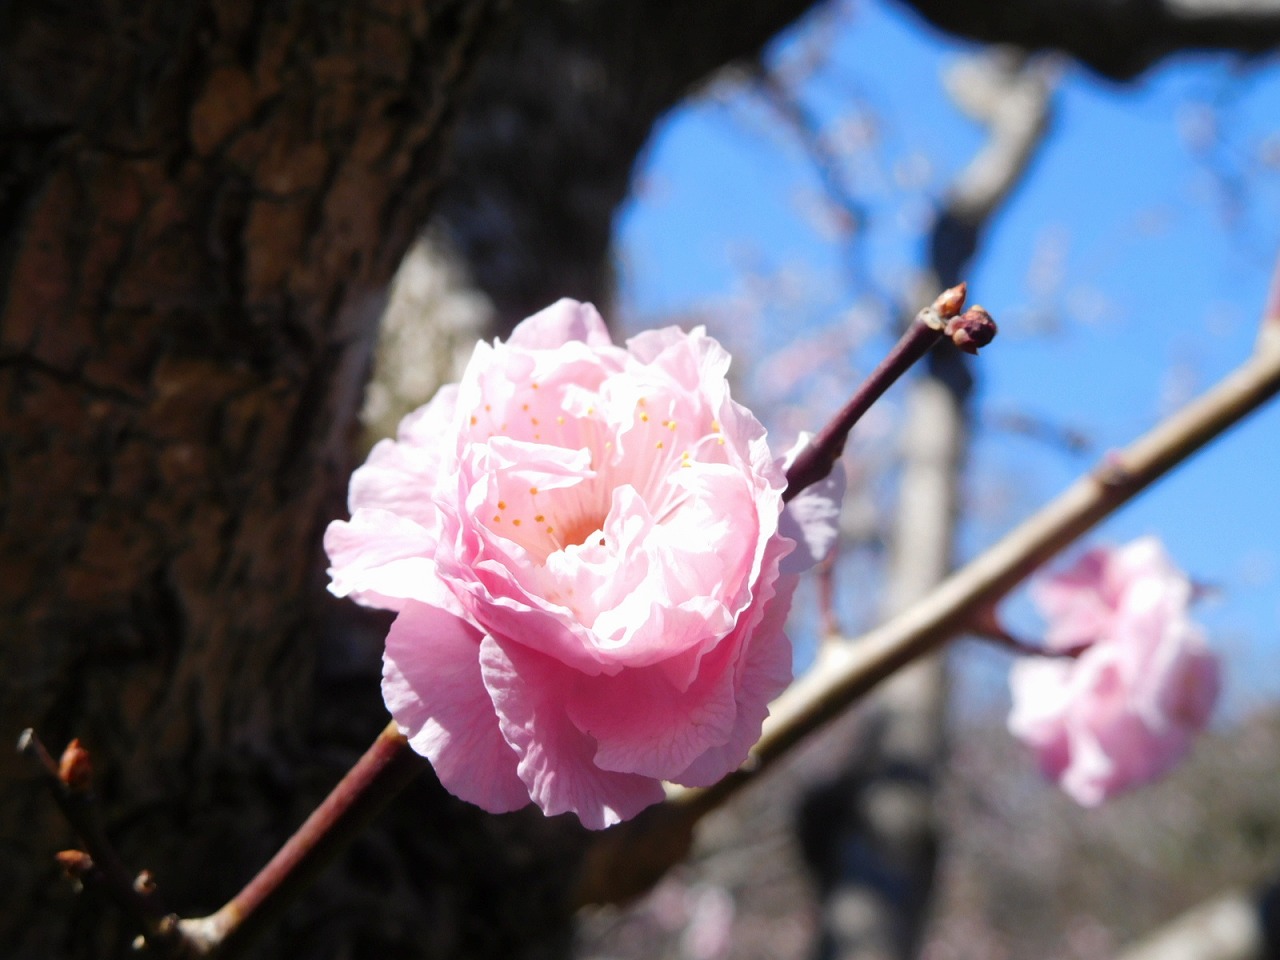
[
  {"xmin": 576, "ymin": 296, "xmax": 1280, "ymax": 906},
  {"xmin": 894, "ymin": 0, "xmax": 1280, "ymax": 80}
]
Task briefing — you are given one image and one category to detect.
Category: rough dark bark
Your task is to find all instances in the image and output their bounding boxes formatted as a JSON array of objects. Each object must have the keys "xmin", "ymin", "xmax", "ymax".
[
  {"xmin": 893, "ymin": 0, "xmax": 1280, "ymax": 80},
  {"xmin": 0, "ymin": 2, "xmax": 541, "ymax": 957}
]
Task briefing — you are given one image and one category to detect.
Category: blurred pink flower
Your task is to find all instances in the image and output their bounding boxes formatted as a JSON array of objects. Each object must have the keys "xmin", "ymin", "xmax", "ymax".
[
  {"xmin": 1008, "ymin": 537, "xmax": 1220, "ymax": 805},
  {"xmin": 326, "ymin": 299, "xmax": 843, "ymax": 828}
]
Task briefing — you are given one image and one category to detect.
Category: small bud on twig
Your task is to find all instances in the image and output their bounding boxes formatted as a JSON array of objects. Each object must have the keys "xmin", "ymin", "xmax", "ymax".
[
  {"xmin": 918, "ymin": 283, "xmax": 969, "ymax": 330},
  {"xmin": 58, "ymin": 739, "xmax": 94, "ymax": 793},
  {"xmin": 933, "ymin": 282, "xmax": 968, "ymax": 320},
  {"xmin": 945, "ymin": 305, "xmax": 997, "ymax": 354},
  {"xmin": 134, "ymin": 870, "xmax": 158, "ymax": 896},
  {"xmin": 56, "ymin": 849, "xmax": 96, "ymax": 882}
]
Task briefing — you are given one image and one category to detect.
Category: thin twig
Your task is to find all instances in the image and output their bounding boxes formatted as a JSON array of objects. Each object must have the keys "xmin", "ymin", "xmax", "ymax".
[
  {"xmin": 178, "ymin": 721, "xmax": 422, "ymax": 957},
  {"xmin": 17, "ymin": 731, "xmax": 183, "ymax": 952},
  {"xmin": 784, "ymin": 283, "xmax": 975, "ymax": 499}
]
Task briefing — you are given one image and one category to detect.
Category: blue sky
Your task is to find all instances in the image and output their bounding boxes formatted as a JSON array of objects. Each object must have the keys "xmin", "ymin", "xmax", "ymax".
[{"xmin": 615, "ymin": 0, "xmax": 1280, "ymax": 708}]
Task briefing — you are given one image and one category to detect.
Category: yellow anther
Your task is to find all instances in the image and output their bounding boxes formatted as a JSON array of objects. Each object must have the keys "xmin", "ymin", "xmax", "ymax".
[
  {"xmin": 498, "ymin": 501, "xmax": 507, "ymax": 510},
  {"xmin": 535, "ymin": 514, "xmax": 545, "ymax": 523}
]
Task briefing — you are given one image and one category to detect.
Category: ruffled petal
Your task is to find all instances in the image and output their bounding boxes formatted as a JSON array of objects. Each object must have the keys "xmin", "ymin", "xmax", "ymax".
[
  {"xmin": 565, "ymin": 622, "xmax": 742, "ymax": 781},
  {"xmin": 778, "ymin": 435, "xmax": 845, "ymax": 575},
  {"xmin": 670, "ymin": 568, "xmax": 796, "ymax": 788},
  {"xmin": 325, "ymin": 508, "xmax": 441, "ymax": 611},
  {"xmin": 507, "ymin": 298, "xmax": 613, "ymax": 350},
  {"xmin": 383, "ymin": 600, "xmax": 529, "ymax": 813},
  {"xmin": 480, "ymin": 636, "xmax": 665, "ymax": 829}
]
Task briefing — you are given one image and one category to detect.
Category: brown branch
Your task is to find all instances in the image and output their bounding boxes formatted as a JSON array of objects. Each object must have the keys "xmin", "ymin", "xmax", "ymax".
[
  {"xmin": 897, "ymin": 0, "xmax": 1280, "ymax": 80},
  {"xmin": 178, "ymin": 721, "xmax": 423, "ymax": 958},
  {"xmin": 1115, "ymin": 880, "xmax": 1280, "ymax": 960},
  {"xmin": 17, "ymin": 731, "xmax": 183, "ymax": 953},
  {"xmin": 577, "ymin": 303, "xmax": 1280, "ymax": 907},
  {"xmin": 22, "ymin": 722, "xmax": 424, "ymax": 958},
  {"xmin": 783, "ymin": 283, "xmax": 982, "ymax": 500}
]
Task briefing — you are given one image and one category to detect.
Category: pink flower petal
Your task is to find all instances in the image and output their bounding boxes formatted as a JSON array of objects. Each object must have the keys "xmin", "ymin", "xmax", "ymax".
[
  {"xmin": 1009, "ymin": 537, "xmax": 1220, "ymax": 805},
  {"xmin": 672, "ymin": 569, "xmax": 796, "ymax": 788},
  {"xmin": 480, "ymin": 636, "xmax": 666, "ymax": 829},
  {"xmin": 325, "ymin": 508, "xmax": 442, "ymax": 611},
  {"xmin": 506, "ymin": 298, "xmax": 613, "ymax": 350},
  {"xmin": 778, "ymin": 435, "xmax": 845, "ymax": 575},
  {"xmin": 383, "ymin": 600, "xmax": 529, "ymax": 813},
  {"xmin": 564, "ymin": 626, "xmax": 742, "ymax": 781},
  {"xmin": 327, "ymin": 300, "xmax": 834, "ymax": 828}
]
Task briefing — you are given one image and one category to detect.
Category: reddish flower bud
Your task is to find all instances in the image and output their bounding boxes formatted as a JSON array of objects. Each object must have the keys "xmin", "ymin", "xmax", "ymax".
[
  {"xmin": 945, "ymin": 305, "xmax": 997, "ymax": 354},
  {"xmin": 134, "ymin": 870, "xmax": 158, "ymax": 895},
  {"xmin": 58, "ymin": 738, "xmax": 93, "ymax": 792},
  {"xmin": 55, "ymin": 849, "xmax": 95, "ymax": 881}
]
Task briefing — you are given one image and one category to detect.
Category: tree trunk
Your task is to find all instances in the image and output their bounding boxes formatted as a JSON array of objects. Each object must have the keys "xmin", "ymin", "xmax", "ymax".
[
  {"xmin": 0, "ymin": 3, "xmax": 554, "ymax": 957},
  {"xmin": 1, "ymin": 1, "xmax": 831, "ymax": 957}
]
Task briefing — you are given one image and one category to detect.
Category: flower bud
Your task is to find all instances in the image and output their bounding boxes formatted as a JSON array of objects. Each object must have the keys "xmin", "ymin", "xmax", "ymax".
[
  {"xmin": 55, "ymin": 849, "xmax": 95, "ymax": 881},
  {"xmin": 944, "ymin": 305, "xmax": 997, "ymax": 354},
  {"xmin": 58, "ymin": 739, "xmax": 93, "ymax": 793}
]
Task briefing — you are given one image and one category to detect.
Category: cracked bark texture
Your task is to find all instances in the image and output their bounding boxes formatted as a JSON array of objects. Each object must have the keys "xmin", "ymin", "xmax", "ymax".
[{"xmin": 0, "ymin": 2, "xmax": 573, "ymax": 958}]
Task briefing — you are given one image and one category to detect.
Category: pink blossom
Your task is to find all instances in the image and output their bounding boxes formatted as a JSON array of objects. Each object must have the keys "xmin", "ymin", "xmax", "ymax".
[
  {"xmin": 326, "ymin": 299, "xmax": 843, "ymax": 828},
  {"xmin": 1008, "ymin": 537, "xmax": 1220, "ymax": 806}
]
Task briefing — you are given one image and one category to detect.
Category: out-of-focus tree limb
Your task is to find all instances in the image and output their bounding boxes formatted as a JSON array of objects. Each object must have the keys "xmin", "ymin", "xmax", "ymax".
[
  {"xmin": 434, "ymin": 0, "xmax": 831, "ymax": 334},
  {"xmin": 893, "ymin": 0, "xmax": 1280, "ymax": 80},
  {"xmin": 1116, "ymin": 877, "xmax": 1280, "ymax": 960},
  {"xmin": 797, "ymin": 50, "xmax": 1055, "ymax": 960}
]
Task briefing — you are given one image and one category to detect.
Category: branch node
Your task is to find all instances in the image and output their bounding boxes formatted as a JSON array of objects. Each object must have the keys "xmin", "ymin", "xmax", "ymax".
[
  {"xmin": 1093, "ymin": 451, "xmax": 1133, "ymax": 488},
  {"xmin": 17, "ymin": 727, "xmax": 59, "ymax": 776},
  {"xmin": 917, "ymin": 282, "xmax": 969, "ymax": 331}
]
